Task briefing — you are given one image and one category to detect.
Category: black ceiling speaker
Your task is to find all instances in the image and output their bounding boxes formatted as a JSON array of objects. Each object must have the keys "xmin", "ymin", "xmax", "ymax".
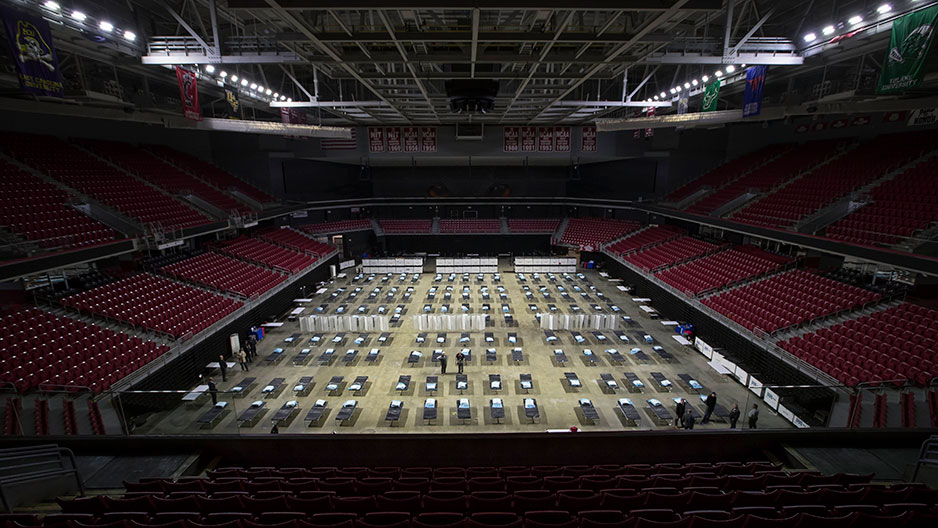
[{"xmin": 446, "ymin": 80, "xmax": 498, "ymax": 115}]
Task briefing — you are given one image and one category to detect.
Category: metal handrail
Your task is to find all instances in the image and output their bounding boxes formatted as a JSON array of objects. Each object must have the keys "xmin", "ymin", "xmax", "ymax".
[{"xmin": 0, "ymin": 444, "xmax": 84, "ymax": 512}]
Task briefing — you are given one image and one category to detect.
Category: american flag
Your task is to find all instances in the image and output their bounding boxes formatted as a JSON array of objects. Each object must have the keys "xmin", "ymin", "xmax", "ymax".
[{"xmin": 321, "ymin": 128, "xmax": 358, "ymax": 150}]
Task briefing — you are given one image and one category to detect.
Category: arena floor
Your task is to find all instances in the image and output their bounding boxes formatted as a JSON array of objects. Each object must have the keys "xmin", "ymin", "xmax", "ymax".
[{"xmin": 137, "ymin": 268, "xmax": 790, "ymax": 434}]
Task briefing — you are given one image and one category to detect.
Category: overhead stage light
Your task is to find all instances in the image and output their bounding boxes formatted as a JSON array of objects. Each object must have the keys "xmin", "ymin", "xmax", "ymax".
[
  {"xmin": 848, "ymin": 15, "xmax": 863, "ymax": 25},
  {"xmin": 250, "ymin": 83, "xmax": 257, "ymax": 90},
  {"xmin": 701, "ymin": 75, "xmax": 709, "ymax": 82},
  {"xmin": 804, "ymin": 32, "xmax": 817, "ymax": 43},
  {"xmin": 72, "ymin": 11, "xmax": 86, "ymax": 22},
  {"xmin": 715, "ymin": 70, "xmax": 723, "ymax": 77},
  {"xmin": 823, "ymin": 25, "xmax": 835, "ymax": 35},
  {"xmin": 877, "ymin": 4, "xmax": 892, "ymax": 14},
  {"xmin": 43, "ymin": 1, "xmax": 60, "ymax": 10},
  {"xmin": 726, "ymin": 65, "xmax": 736, "ymax": 73},
  {"xmin": 660, "ymin": 92, "xmax": 667, "ymax": 98},
  {"xmin": 220, "ymin": 71, "xmax": 228, "ymax": 77},
  {"xmin": 231, "ymin": 75, "xmax": 238, "ymax": 82},
  {"xmin": 99, "ymin": 21, "xmax": 113, "ymax": 32},
  {"xmin": 240, "ymin": 78, "xmax": 248, "ymax": 86},
  {"xmin": 205, "ymin": 65, "xmax": 215, "ymax": 73},
  {"xmin": 684, "ymin": 82, "xmax": 690, "ymax": 89},
  {"xmin": 691, "ymin": 79, "xmax": 698, "ymax": 86},
  {"xmin": 124, "ymin": 30, "xmax": 136, "ymax": 41}
]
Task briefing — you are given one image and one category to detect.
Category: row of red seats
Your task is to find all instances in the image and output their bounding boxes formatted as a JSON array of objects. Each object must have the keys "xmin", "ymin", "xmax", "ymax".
[
  {"xmin": 508, "ymin": 219, "xmax": 560, "ymax": 233},
  {"xmin": 0, "ymin": 308, "xmax": 170, "ymax": 393},
  {"xmin": 702, "ymin": 270, "xmax": 881, "ymax": 334},
  {"xmin": 300, "ymin": 220, "xmax": 373, "ymax": 235},
  {"xmin": 160, "ymin": 253, "xmax": 286, "ymax": 299},
  {"xmin": 559, "ymin": 219, "xmax": 641, "ymax": 250},
  {"xmin": 33, "ymin": 398, "xmax": 49, "ymax": 435},
  {"xmin": 606, "ymin": 226, "xmax": 684, "ymax": 256},
  {"xmin": 732, "ymin": 131, "xmax": 938, "ymax": 229},
  {"xmin": 0, "ymin": 160, "xmax": 117, "ymax": 251},
  {"xmin": 622, "ymin": 237, "xmax": 721, "ymax": 272},
  {"xmin": 60, "ymin": 273, "xmax": 241, "ymax": 339},
  {"xmin": 16, "ymin": 508, "xmax": 938, "ymax": 528},
  {"xmin": 208, "ymin": 463, "xmax": 779, "ymax": 480},
  {"xmin": 779, "ymin": 302, "xmax": 938, "ymax": 386},
  {"xmin": 656, "ymin": 245, "xmax": 793, "ymax": 296},
  {"xmin": 257, "ymin": 228, "xmax": 334, "ymax": 256},
  {"xmin": 664, "ymin": 144, "xmax": 790, "ymax": 202},
  {"xmin": 3, "ymin": 133, "xmax": 212, "ymax": 231},
  {"xmin": 146, "ymin": 145, "xmax": 275, "ymax": 204},
  {"xmin": 78, "ymin": 140, "xmax": 251, "ymax": 214},
  {"xmin": 379, "ymin": 220, "xmax": 433, "ymax": 233},
  {"xmin": 216, "ymin": 236, "xmax": 317, "ymax": 274},
  {"xmin": 88, "ymin": 399, "xmax": 106, "ymax": 434},
  {"xmin": 2, "ymin": 398, "xmax": 21, "ymax": 435},
  {"xmin": 686, "ymin": 141, "xmax": 840, "ymax": 215},
  {"xmin": 826, "ymin": 156, "xmax": 938, "ymax": 247},
  {"xmin": 63, "ymin": 399, "xmax": 78, "ymax": 435},
  {"xmin": 440, "ymin": 220, "xmax": 501, "ymax": 233}
]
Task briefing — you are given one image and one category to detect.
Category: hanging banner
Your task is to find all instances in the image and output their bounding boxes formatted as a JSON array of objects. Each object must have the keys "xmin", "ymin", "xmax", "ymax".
[
  {"xmin": 877, "ymin": 5, "xmax": 938, "ymax": 94},
  {"xmin": 503, "ymin": 127, "xmax": 520, "ymax": 152},
  {"xmin": 403, "ymin": 127, "xmax": 419, "ymax": 152},
  {"xmin": 742, "ymin": 65, "xmax": 767, "ymax": 117},
  {"xmin": 644, "ymin": 106, "xmax": 655, "ymax": 137},
  {"xmin": 223, "ymin": 89, "xmax": 241, "ymax": 120},
  {"xmin": 420, "ymin": 127, "xmax": 437, "ymax": 152},
  {"xmin": 368, "ymin": 127, "xmax": 385, "ymax": 152},
  {"xmin": 554, "ymin": 127, "xmax": 571, "ymax": 152},
  {"xmin": 537, "ymin": 127, "xmax": 554, "ymax": 151},
  {"xmin": 386, "ymin": 127, "xmax": 402, "ymax": 152},
  {"xmin": 175, "ymin": 66, "xmax": 201, "ymax": 121},
  {"xmin": 521, "ymin": 126, "xmax": 537, "ymax": 152},
  {"xmin": 0, "ymin": 7, "xmax": 64, "ymax": 97},
  {"xmin": 581, "ymin": 126, "xmax": 597, "ymax": 152},
  {"xmin": 701, "ymin": 80, "xmax": 721, "ymax": 112},
  {"xmin": 677, "ymin": 96, "xmax": 689, "ymax": 115}
]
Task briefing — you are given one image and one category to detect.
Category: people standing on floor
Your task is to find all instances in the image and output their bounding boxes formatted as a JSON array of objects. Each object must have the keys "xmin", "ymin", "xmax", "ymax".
[
  {"xmin": 702, "ymin": 392, "xmax": 717, "ymax": 424},
  {"xmin": 238, "ymin": 349, "xmax": 249, "ymax": 371},
  {"xmin": 246, "ymin": 333, "xmax": 257, "ymax": 360},
  {"xmin": 207, "ymin": 377, "xmax": 217, "ymax": 405},
  {"xmin": 748, "ymin": 404, "xmax": 759, "ymax": 429},
  {"xmin": 682, "ymin": 410, "xmax": 696, "ymax": 430},
  {"xmin": 218, "ymin": 354, "xmax": 228, "ymax": 381},
  {"xmin": 439, "ymin": 352, "xmax": 448, "ymax": 374},
  {"xmin": 675, "ymin": 398, "xmax": 686, "ymax": 427},
  {"xmin": 729, "ymin": 404, "xmax": 740, "ymax": 429},
  {"xmin": 455, "ymin": 350, "xmax": 465, "ymax": 374}
]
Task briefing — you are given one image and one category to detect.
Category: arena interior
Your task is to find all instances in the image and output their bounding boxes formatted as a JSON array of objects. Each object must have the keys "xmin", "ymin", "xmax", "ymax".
[{"xmin": 2, "ymin": 0, "xmax": 938, "ymax": 526}]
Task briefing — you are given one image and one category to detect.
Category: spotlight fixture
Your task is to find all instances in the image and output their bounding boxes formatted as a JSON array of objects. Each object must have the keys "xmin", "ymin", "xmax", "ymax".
[
  {"xmin": 124, "ymin": 30, "xmax": 136, "ymax": 41},
  {"xmin": 287, "ymin": 98, "xmax": 292, "ymax": 102},
  {"xmin": 684, "ymin": 82, "xmax": 690, "ymax": 89},
  {"xmin": 653, "ymin": 95, "xmax": 659, "ymax": 100},
  {"xmin": 280, "ymin": 95, "xmax": 286, "ymax": 101},
  {"xmin": 692, "ymin": 79, "xmax": 698, "ymax": 86},
  {"xmin": 701, "ymin": 75, "xmax": 709, "ymax": 82},
  {"xmin": 848, "ymin": 15, "xmax": 863, "ymax": 25},
  {"xmin": 43, "ymin": 1, "xmax": 60, "ymax": 10},
  {"xmin": 669, "ymin": 88, "xmax": 676, "ymax": 94},
  {"xmin": 220, "ymin": 71, "xmax": 227, "ymax": 77},
  {"xmin": 273, "ymin": 92, "xmax": 279, "ymax": 98},
  {"xmin": 822, "ymin": 25, "xmax": 835, "ymax": 35},
  {"xmin": 231, "ymin": 75, "xmax": 238, "ymax": 82},
  {"xmin": 675, "ymin": 86, "xmax": 682, "ymax": 92},
  {"xmin": 265, "ymin": 89, "xmax": 272, "ymax": 95},
  {"xmin": 72, "ymin": 11, "xmax": 87, "ymax": 22},
  {"xmin": 726, "ymin": 65, "xmax": 736, "ymax": 73},
  {"xmin": 804, "ymin": 32, "xmax": 817, "ymax": 43},
  {"xmin": 250, "ymin": 83, "xmax": 257, "ymax": 90},
  {"xmin": 99, "ymin": 21, "xmax": 113, "ymax": 32},
  {"xmin": 257, "ymin": 86, "xmax": 264, "ymax": 93},
  {"xmin": 205, "ymin": 65, "xmax": 215, "ymax": 73},
  {"xmin": 877, "ymin": 4, "xmax": 892, "ymax": 14},
  {"xmin": 240, "ymin": 78, "xmax": 248, "ymax": 86},
  {"xmin": 660, "ymin": 91, "xmax": 667, "ymax": 98}
]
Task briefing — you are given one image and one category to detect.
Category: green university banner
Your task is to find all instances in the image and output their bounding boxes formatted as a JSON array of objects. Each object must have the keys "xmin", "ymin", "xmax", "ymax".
[
  {"xmin": 701, "ymin": 80, "xmax": 720, "ymax": 112},
  {"xmin": 877, "ymin": 6, "xmax": 938, "ymax": 94}
]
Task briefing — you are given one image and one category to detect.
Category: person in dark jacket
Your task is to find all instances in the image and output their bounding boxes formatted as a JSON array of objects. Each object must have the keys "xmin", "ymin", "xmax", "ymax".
[
  {"xmin": 729, "ymin": 404, "xmax": 741, "ymax": 429},
  {"xmin": 748, "ymin": 404, "xmax": 760, "ymax": 429},
  {"xmin": 701, "ymin": 392, "xmax": 717, "ymax": 424},
  {"xmin": 207, "ymin": 377, "xmax": 217, "ymax": 405},
  {"xmin": 439, "ymin": 352, "xmax": 448, "ymax": 374},
  {"xmin": 675, "ymin": 398, "xmax": 687, "ymax": 427},
  {"xmin": 218, "ymin": 354, "xmax": 227, "ymax": 381},
  {"xmin": 682, "ymin": 411, "xmax": 696, "ymax": 430},
  {"xmin": 455, "ymin": 350, "xmax": 465, "ymax": 374}
]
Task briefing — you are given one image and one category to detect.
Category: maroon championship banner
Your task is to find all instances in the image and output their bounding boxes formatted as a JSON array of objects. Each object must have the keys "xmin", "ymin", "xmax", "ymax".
[
  {"xmin": 368, "ymin": 127, "xmax": 385, "ymax": 152},
  {"xmin": 521, "ymin": 126, "xmax": 536, "ymax": 152},
  {"xmin": 175, "ymin": 66, "xmax": 201, "ymax": 121},
  {"xmin": 645, "ymin": 106, "xmax": 655, "ymax": 138},
  {"xmin": 421, "ymin": 127, "xmax": 437, "ymax": 152},
  {"xmin": 537, "ymin": 127, "xmax": 553, "ymax": 152},
  {"xmin": 581, "ymin": 126, "xmax": 597, "ymax": 152},
  {"xmin": 554, "ymin": 126, "xmax": 570, "ymax": 152},
  {"xmin": 403, "ymin": 127, "xmax": 419, "ymax": 152},
  {"xmin": 503, "ymin": 127, "xmax": 520, "ymax": 152},
  {"xmin": 386, "ymin": 127, "xmax": 402, "ymax": 152}
]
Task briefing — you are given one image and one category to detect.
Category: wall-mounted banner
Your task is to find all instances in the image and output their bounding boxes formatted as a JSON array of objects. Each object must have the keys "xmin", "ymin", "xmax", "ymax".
[
  {"xmin": 581, "ymin": 126, "xmax": 597, "ymax": 152},
  {"xmin": 503, "ymin": 127, "xmax": 520, "ymax": 152},
  {"xmin": 368, "ymin": 127, "xmax": 385, "ymax": 152},
  {"xmin": 175, "ymin": 66, "xmax": 201, "ymax": 121},
  {"xmin": 521, "ymin": 126, "xmax": 537, "ymax": 152},
  {"xmin": 763, "ymin": 388, "xmax": 780, "ymax": 411},
  {"xmin": 908, "ymin": 108, "xmax": 937, "ymax": 126},
  {"xmin": 420, "ymin": 127, "xmax": 437, "ymax": 152},
  {"xmin": 694, "ymin": 336, "xmax": 714, "ymax": 359},
  {"xmin": 877, "ymin": 5, "xmax": 938, "ymax": 94},
  {"xmin": 554, "ymin": 126, "xmax": 571, "ymax": 152},
  {"xmin": 386, "ymin": 127, "xmax": 402, "ymax": 152},
  {"xmin": 402, "ymin": 127, "xmax": 419, "ymax": 152},
  {"xmin": 701, "ymin": 80, "xmax": 720, "ymax": 112},
  {"xmin": 644, "ymin": 106, "xmax": 655, "ymax": 137},
  {"xmin": 537, "ymin": 127, "xmax": 554, "ymax": 151},
  {"xmin": 748, "ymin": 376, "xmax": 764, "ymax": 396},
  {"xmin": 0, "ymin": 7, "xmax": 64, "ymax": 97},
  {"xmin": 224, "ymin": 89, "xmax": 241, "ymax": 120},
  {"xmin": 742, "ymin": 65, "xmax": 767, "ymax": 117}
]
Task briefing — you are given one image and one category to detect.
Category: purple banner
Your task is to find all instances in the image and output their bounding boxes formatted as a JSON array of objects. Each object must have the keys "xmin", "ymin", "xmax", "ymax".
[
  {"xmin": 743, "ymin": 66, "xmax": 767, "ymax": 118},
  {"xmin": 1, "ymin": 7, "xmax": 64, "ymax": 97}
]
